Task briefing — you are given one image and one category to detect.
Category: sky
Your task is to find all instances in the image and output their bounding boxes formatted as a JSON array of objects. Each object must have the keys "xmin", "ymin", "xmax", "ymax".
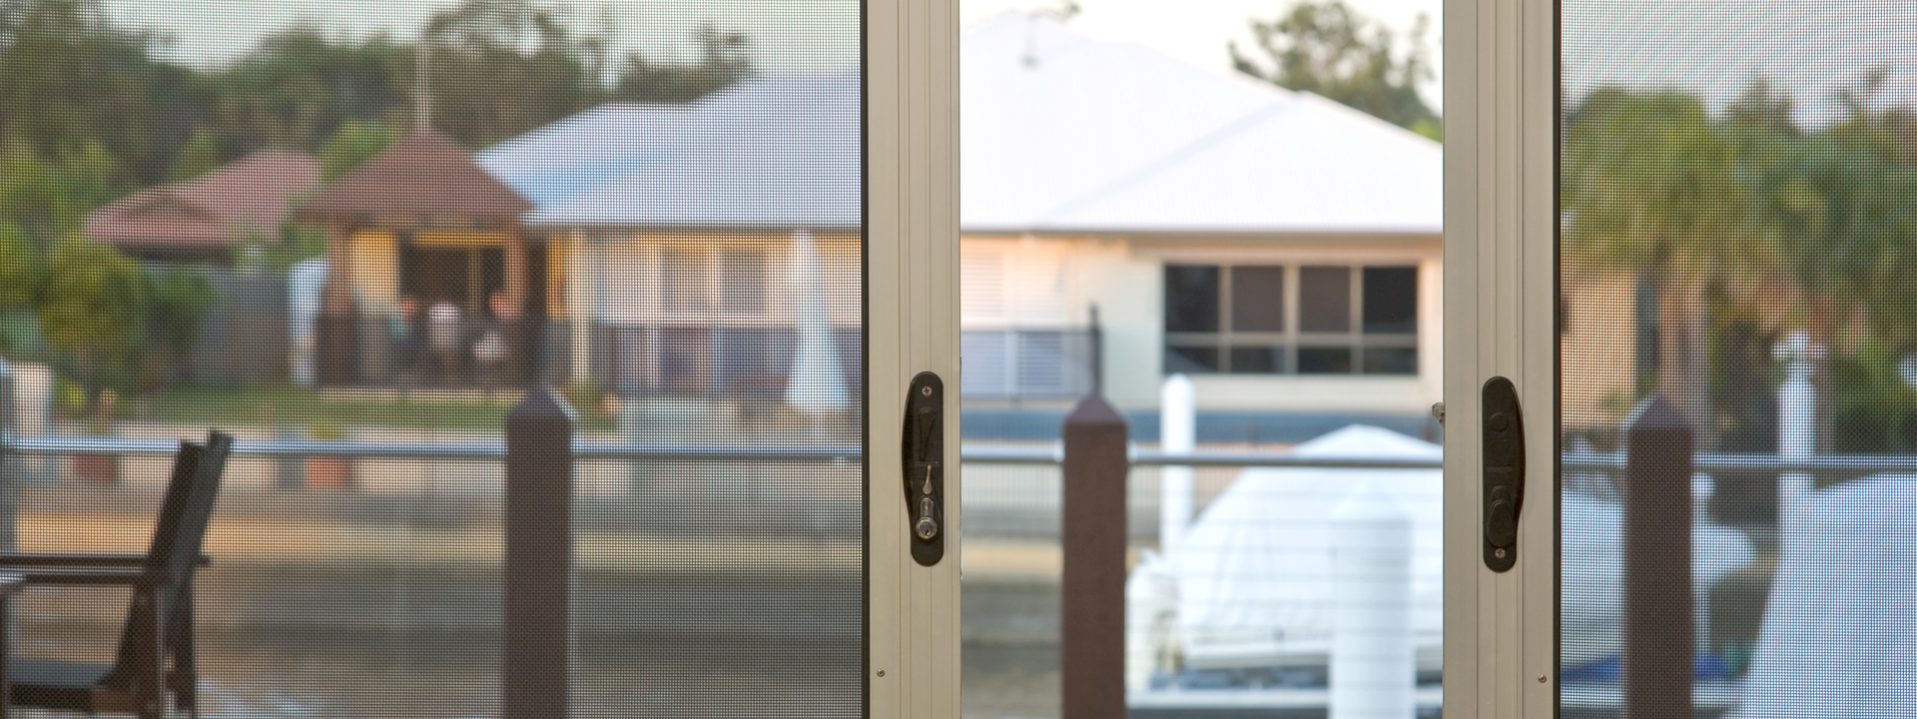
[
  {"xmin": 106, "ymin": 0, "xmax": 865, "ymax": 70},
  {"xmin": 959, "ymin": 0, "xmax": 1442, "ymax": 88},
  {"xmin": 98, "ymin": 0, "xmax": 1917, "ymax": 124},
  {"xmin": 104, "ymin": 0, "xmax": 1441, "ymax": 102}
]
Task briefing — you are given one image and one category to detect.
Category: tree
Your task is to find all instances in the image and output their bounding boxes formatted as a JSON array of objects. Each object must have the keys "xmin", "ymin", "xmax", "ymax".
[
  {"xmin": 0, "ymin": 137, "xmax": 119, "ymax": 247},
  {"xmin": 166, "ymin": 126, "xmax": 222, "ymax": 182},
  {"xmin": 210, "ymin": 25, "xmax": 411, "ymax": 153},
  {"xmin": 614, "ymin": 25, "xmax": 754, "ymax": 103},
  {"xmin": 144, "ymin": 265, "xmax": 216, "ymax": 383},
  {"xmin": 1561, "ymin": 88, "xmax": 1750, "ymax": 430},
  {"xmin": 317, "ymin": 119, "xmax": 395, "ymax": 181},
  {"xmin": 0, "ymin": 220, "xmax": 38, "ymax": 309},
  {"xmin": 36, "ymin": 236, "xmax": 145, "ymax": 402},
  {"xmin": 421, "ymin": 0, "xmax": 598, "ymax": 147},
  {"xmin": 1232, "ymin": 0, "xmax": 1440, "ymax": 139},
  {"xmin": 0, "ymin": 221, "xmax": 41, "ymax": 357},
  {"xmin": 1731, "ymin": 79, "xmax": 1917, "ymax": 453},
  {"xmin": 0, "ymin": 0, "xmax": 213, "ymax": 186}
]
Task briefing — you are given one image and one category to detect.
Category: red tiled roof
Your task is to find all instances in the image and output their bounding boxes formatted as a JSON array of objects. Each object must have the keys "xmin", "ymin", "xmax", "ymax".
[
  {"xmin": 298, "ymin": 130, "xmax": 531, "ymax": 223},
  {"xmin": 85, "ymin": 151, "xmax": 321, "ymax": 249}
]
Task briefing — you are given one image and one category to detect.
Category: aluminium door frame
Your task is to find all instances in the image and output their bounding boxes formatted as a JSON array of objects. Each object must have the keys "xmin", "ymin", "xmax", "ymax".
[
  {"xmin": 866, "ymin": 0, "xmax": 963, "ymax": 716},
  {"xmin": 1441, "ymin": 0, "xmax": 1558, "ymax": 714}
]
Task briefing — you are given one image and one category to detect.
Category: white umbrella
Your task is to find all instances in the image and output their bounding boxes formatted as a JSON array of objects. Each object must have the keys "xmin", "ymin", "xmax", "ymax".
[{"xmin": 783, "ymin": 230, "xmax": 848, "ymax": 413}]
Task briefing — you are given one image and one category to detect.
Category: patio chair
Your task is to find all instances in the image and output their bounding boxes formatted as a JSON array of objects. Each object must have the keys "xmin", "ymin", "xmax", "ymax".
[{"xmin": 0, "ymin": 431, "xmax": 232, "ymax": 719}]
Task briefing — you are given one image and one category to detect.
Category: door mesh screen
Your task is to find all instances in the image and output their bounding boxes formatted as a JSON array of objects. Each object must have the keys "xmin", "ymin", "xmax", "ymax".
[
  {"xmin": 1561, "ymin": 4, "xmax": 1917, "ymax": 717},
  {"xmin": 0, "ymin": 1, "xmax": 863, "ymax": 717}
]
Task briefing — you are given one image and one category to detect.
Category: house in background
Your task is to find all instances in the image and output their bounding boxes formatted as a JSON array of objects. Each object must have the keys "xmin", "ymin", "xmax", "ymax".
[
  {"xmin": 479, "ymin": 74, "xmax": 863, "ymax": 402},
  {"xmin": 297, "ymin": 129, "xmax": 538, "ymax": 386},
  {"xmin": 317, "ymin": 15, "xmax": 1445, "ymax": 440},
  {"xmin": 85, "ymin": 151, "xmax": 319, "ymax": 265},
  {"xmin": 446, "ymin": 15, "xmax": 1443, "ymax": 439},
  {"xmin": 958, "ymin": 15, "xmax": 1442, "ymax": 441}
]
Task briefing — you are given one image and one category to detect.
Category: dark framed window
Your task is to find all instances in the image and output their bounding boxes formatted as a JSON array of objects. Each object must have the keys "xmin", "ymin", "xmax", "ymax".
[
  {"xmin": 1164, "ymin": 263, "xmax": 1419, "ymax": 375},
  {"xmin": 719, "ymin": 249, "xmax": 766, "ymax": 315},
  {"xmin": 1164, "ymin": 264, "xmax": 1221, "ymax": 332}
]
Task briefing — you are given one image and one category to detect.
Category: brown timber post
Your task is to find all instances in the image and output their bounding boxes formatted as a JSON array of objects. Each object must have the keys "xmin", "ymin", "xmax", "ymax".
[
  {"xmin": 1622, "ymin": 395, "xmax": 1695, "ymax": 719},
  {"xmin": 503, "ymin": 388, "xmax": 575, "ymax": 719},
  {"xmin": 1062, "ymin": 393, "xmax": 1129, "ymax": 719}
]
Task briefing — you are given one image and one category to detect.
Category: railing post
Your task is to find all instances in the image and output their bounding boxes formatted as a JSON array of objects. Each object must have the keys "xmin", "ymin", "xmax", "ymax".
[
  {"xmin": 1622, "ymin": 395, "xmax": 1693, "ymax": 719},
  {"xmin": 1158, "ymin": 374, "xmax": 1195, "ymax": 557},
  {"xmin": 503, "ymin": 387, "xmax": 575, "ymax": 719},
  {"xmin": 1330, "ymin": 481, "xmax": 1413, "ymax": 719},
  {"xmin": 1062, "ymin": 392, "xmax": 1128, "ymax": 719},
  {"xmin": 1773, "ymin": 331, "xmax": 1819, "ymax": 545},
  {"xmin": 275, "ymin": 424, "xmax": 304, "ymax": 490},
  {"xmin": 0, "ymin": 358, "xmax": 14, "ymax": 552},
  {"xmin": 1088, "ymin": 304, "xmax": 1104, "ymax": 396}
]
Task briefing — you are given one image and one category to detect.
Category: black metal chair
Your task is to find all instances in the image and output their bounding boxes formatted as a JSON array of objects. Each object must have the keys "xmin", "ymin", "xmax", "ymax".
[{"xmin": 0, "ymin": 432, "xmax": 232, "ymax": 719}]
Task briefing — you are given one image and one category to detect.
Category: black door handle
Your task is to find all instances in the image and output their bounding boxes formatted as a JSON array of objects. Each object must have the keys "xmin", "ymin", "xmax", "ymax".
[
  {"xmin": 1483, "ymin": 376, "xmax": 1524, "ymax": 572},
  {"xmin": 902, "ymin": 371, "xmax": 946, "ymax": 566}
]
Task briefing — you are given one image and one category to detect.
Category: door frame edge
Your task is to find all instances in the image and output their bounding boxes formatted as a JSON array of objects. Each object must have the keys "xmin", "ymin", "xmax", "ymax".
[
  {"xmin": 1442, "ymin": 0, "xmax": 1559, "ymax": 713},
  {"xmin": 866, "ymin": 0, "xmax": 963, "ymax": 715}
]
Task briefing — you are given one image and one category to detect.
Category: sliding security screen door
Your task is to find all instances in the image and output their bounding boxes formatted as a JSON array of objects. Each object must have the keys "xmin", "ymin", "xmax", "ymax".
[
  {"xmin": 1558, "ymin": 4, "xmax": 1917, "ymax": 718},
  {"xmin": 1450, "ymin": 0, "xmax": 1917, "ymax": 716},
  {"xmin": 0, "ymin": 1, "xmax": 956, "ymax": 717}
]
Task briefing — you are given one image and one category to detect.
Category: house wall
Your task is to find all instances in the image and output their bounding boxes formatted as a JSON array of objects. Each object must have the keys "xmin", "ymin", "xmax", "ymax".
[
  {"xmin": 1560, "ymin": 270, "xmax": 1640, "ymax": 430},
  {"xmin": 348, "ymin": 229, "xmax": 399, "ymax": 311},
  {"xmin": 561, "ymin": 229, "xmax": 861, "ymax": 327},
  {"xmin": 554, "ymin": 226, "xmax": 1446, "ymax": 418},
  {"xmin": 345, "ymin": 227, "xmax": 521, "ymax": 314},
  {"xmin": 559, "ymin": 228, "xmax": 862, "ymax": 390},
  {"xmin": 961, "ymin": 232, "xmax": 1445, "ymax": 417}
]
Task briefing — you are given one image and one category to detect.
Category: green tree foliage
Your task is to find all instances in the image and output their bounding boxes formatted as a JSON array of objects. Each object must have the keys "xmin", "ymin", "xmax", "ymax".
[
  {"xmin": 0, "ymin": 220, "xmax": 44, "ymax": 358},
  {"xmin": 0, "ymin": 0, "xmax": 214, "ymax": 186},
  {"xmin": 1562, "ymin": 88, "xmax": 1750, "ymax": 425},
  {"xmin": 615, "ymin": 25, "xmax": 753, "ymax": 103},
  {"xmin": 144, "ymin": 265, "xmax": 216, "ymax": 383},
  {"xmin": 418, "ymin": 1, "xmax": 753, "ymax": 145},
  {"xmin": 212, "ymin": 25, "xmax": 412, "ymax": 152},
  {"xmin": 166, "ymin": 127, "xmax": 223, "ymax": 182},
  {"xmin": 0, "ymin": 220, "xmax": 39, "ymax": 309},
  {"xmin": 1232, "ymin": 0, "xmax": 1440, "ymax": 139},
  {"xmin": 317, "ymin": 119, "xmax": 396, "ymax": 181},
  {"xmin": 1564, "ymin": 81, "xmax": 1917, "ymax": 453},
  {"xmin": 36, "ymin": 236, "xmax": 145, "ymax": 398},
  {"xmin": 420, "ymin": 0, "xmax": 598, "ymax": 146},
  {"xmin": 0, "ymin": 0, "xmax": 754, "ymax": 194},
  {"xmin": 0, "ymin": 137, "xmax": 119, "ymax": 246}
]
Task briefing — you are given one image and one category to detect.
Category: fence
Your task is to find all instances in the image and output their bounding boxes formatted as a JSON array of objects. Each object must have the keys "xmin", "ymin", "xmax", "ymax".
[
  {"xmin": 194, "ymin": 269, "xmax": 290, "ymax": 385},
  {"xmin": 585, "ymin": 323, "xmax": 862, "ymax": 400},
  {"xmin": 960, "ymin": 327, "xmax": 1099, "ymax": 402},
  {"xmin": 316, "ymin": 313, "xmax": 571, "ymax": 389},
  {"xmin": 1, "ymin": 365, "xmax": 1881, "ymax": 717}
]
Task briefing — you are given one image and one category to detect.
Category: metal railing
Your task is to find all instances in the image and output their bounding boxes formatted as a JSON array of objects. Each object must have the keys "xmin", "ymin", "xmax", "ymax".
[
  {"xmin": 22, "ymin": 434, "xmax": 1917, "ymax": 475},
  {"xmin": 1, "ymin": 433, "xmax": 1456, "ymax": 470}
]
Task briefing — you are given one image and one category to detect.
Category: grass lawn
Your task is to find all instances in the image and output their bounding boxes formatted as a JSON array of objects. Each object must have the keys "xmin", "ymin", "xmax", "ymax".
[{"xmin": 134, "ymin": 385, "xmax": 615, "ymax": 433}]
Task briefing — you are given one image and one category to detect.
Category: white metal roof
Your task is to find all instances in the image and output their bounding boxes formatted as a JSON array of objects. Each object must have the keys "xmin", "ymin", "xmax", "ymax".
[
  {"xmin": 963, "ymin": 14, "xmax": 1441, "ymax": 236},
  {"xmin": 480, "ymin": 74, "xmax": 861, "ymax": 230},
  {"xmin": 482, "ymin": 14, "xmax": 1441, "ymax": 236}
]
